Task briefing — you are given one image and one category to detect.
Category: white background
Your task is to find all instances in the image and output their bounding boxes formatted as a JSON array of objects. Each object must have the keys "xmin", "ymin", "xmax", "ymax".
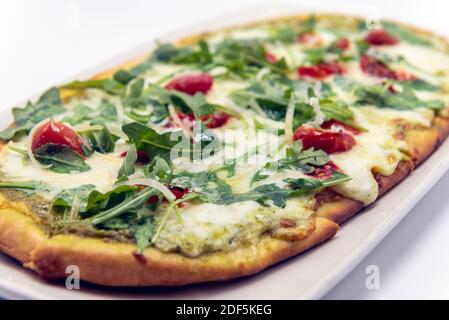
[{"xmin": 1, "ymin": 0, "xmax": 449, "ymax": 299}]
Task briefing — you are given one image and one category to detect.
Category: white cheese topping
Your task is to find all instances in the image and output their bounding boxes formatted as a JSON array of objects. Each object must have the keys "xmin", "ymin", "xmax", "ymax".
[
  {"xmin": 0, "ymin": 146, "xmax": 123, "ymax": 196},
  {"xmin": 154, "ymin": 197, "xmax": 314, "ymax": 257}
]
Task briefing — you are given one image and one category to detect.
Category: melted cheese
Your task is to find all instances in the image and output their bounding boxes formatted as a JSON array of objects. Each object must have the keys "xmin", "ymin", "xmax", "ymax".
[
  {"xmin": 330, "ymin": 106, "xmax": 432, "ymax": 204},
  {"xmin": 0, "ymin": 146, "xmax": 123, "ymax": 196},
  {"xmin": 154, "ymin": 197, "xmax": 314, "ymax": 257}
]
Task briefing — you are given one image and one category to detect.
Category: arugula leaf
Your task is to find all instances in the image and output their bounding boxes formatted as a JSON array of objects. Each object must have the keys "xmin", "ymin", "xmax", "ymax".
[
  {"xmin": 383, "ymin": 21, "xmax": 432, "ymax": 47},
  {"xmin": 80, "ymin": 123, "xmax": 119, "ymax": 154},
  {"xmin": 0, "ymin": 88, "xmax": 64, "ymax": 140},
  {"xmin": 231, "ymin": 80, "xmax": 353, "ymax": 126},
  {"xmin": 52, "ymin": 184, "xmax": 95, "ymax": 210},
  {"xmin": 150, "ymin": 85, "xmax": 215, "ymax": 118},
  {"xmin": 86, "ymin": 187, "xmax": 159, "ymax": 225},
  {"xmin": 0, "ymin": 181, "xmax": 41, "ymax": 191},
  {"xmin": 252, "ymin": 141, "xmax": 328, "ymax": 184},
  {"xmin": 83, "ymin": 185, "xmax": 138, "ymax": 215},
  {"xmin": 62, "ymin": 79, "xmax": 125, "ymax": 95},
  {"xmin": 144, "ymin": 156, "xmax": 172, "ymax": 183},
  {"xmin": 405, "ymin": 79, "xmax": 440, "ymax": 92},
  {"xmin": 354, "ymin": 83, "xmax": 444, "ymax": 110},
  {"xmin": 233, "ymin": 171, "xmax": 349, "ymax": 208},
  {"xmin": 33, "ymin": 143, "xmax": 91, "ymax": 173},
  {"xmin": 123, "ymin": 121, "xmax": 220, "ymax": 161},
  {"xmin": 123, "ymin": 78, "xmax": 145, "ymax": 109},
  {"xmin": 122, "ymin": 122, "xmax": 180, "ymax": 160},
  {"xmin": 62, "ymin": 101, "xmax": 118, "ymax": 126},
  {"xmin": 118, "ymin": 144, "xmax": 137, "ymax": 178},
  {"xmin": 62, "ymin": 104, "xmax": 94, "ymax": 125},
  {"xmin": 134, "ymin": 216, "xmax": 155, "ymax": 253},
  {"xmin": 113, "ymin": 70, "xmax": 134, "ymax": 84},
  {"xmin": 171, "ymin": 167, "xmax": 349, "ymax": 208}
]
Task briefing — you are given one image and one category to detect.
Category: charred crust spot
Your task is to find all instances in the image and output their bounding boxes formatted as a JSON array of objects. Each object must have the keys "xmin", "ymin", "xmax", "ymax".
[
  {"xmin": 373, "ymin": 172, "xmax": 384, "ymax": 190},
  {"xmin": 132, "ymin": 251, "xmax": 147, "ymax": 264}
]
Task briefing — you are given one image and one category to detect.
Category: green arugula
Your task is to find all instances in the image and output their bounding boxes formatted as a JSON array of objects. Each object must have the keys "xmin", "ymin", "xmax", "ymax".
[
  {"xmin": 122, "ymin": 122, "xmax": 181, "ymax": 160},
  {"xmin": 251, "ymin": 141, "xmax": 328, "ymax": 184},
  {"xmin": 62, "ymin": 79, "xmax": 125, "ymax": 95},
  {"xmin": 122, "ymin": 121, "xmax": 220, "ymax": 161},
  {"xmin": 79, "ymin": 123, "xmax": 119, "ymax": 154},
  {"xmin": 53, "ymin": 184, "xmax": 96, "ymax": 211},
  {"xmin": 0, "ymin": 88, "xmax": 64, "ymax": 140},
  {"xmin": 118, "ymin": 144, "xmax": 137, "ymax": 178},
  {"xmin": 0, "ymin": 181, "xmax": 42, "ymax": 191},
  {"xmin": 143, "ymin": 156, "xmax": 172, "ymax": 183},
  {"xmin": 170, "ymin": 167, "xmax": 349, "ymax": 208},
  {"xmin": 382, "ymin": 21, "xmax": 432, "ymax": 47},
  {"xmin": 33, "ymin": 143, "xmax": 91, "ymax": 173},
  {"xmin": 82, "ymin": 185, "xmax": 138, "ymax": 215},
  {"xmin": 230, "ymin": 80, "xmax": 353, "ymax": 126},
  {"xmin": 62, "ymin": 101, "xmax": 118, "ymax": 125},
  {"xmin": 86, "ymin": 187, "xmax": 159, "ymax": 225},
  {"xmin": 354, "ymin": 83, "xmax": 444, "ymax": 110},
  {"xmin": 133, "ymin": 216, "xmax": 155, "ymax": 253}
]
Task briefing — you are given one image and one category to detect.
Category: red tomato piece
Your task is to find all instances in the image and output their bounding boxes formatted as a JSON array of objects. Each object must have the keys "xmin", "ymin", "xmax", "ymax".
[
  {"xmin": 120, "ymin": 150, "xmax": 150, "ymax": 164},
  {"xmin": 333, "ymin": 37, "xmax": 350, "ymax": 50},
  {"xmin": 360, "ymin": 55, "xmax": 397, "ymax": 79},
  {"xmin": 364, "ymin": 29, "xmax": 399, "ymax": 46},
  {"xmin": 321, "ymin": 120, "xmax": 361, "ymax": 135},
  {"xmin": 360, "ymin": 55, "xmax": 416, "ymax": 80},
  {"xmin": 297, "ymin": 31, "xmax": 318, "ymax": 44},
  {"xmin": 293, "ymin": 125, "xmax": 356, "ymax": 154},
  {"xmin": 31, "ymin": 120, "xmax": 85, "ymax": 156},
  {"xmin": 165, "ymin": 73, "xmax": 213, "ymax": 95},
  {"xmin": 309, "ymin": 162, "xmax": 339, "ymax": 180},
  {"xmin": 200, "ymin": 112, "xmax": 230, "ymax": 129},
  {"xmin": 298, "ymin": 61, "xmax": 345, "ymax": 79},
  {"xmin": 169, "ymin": 186, "xmax": 189, "ymax": 199},
  {"xmin": 265, "ymin": 51, "xmax": 278, "ymax": 64},
  {"xmin": 146, "ymin": 187, "xmax": 189, "ymax": 204}
]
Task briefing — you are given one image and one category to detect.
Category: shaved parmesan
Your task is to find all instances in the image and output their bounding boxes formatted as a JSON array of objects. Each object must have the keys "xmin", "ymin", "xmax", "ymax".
[
  {"xmin": 118, "ymin": 178, "xmax": 176, "ymax": 201},
  {"xmin": 284, "ymin": 94, "xmax": 296, "ymax": 144},
  {"xmin": 27, "ymin": 119, "xmax": 52, "ymax": 169},
  {"xmin": 307, "ymin": 97, "xmax": 325, "ymax": 127}
]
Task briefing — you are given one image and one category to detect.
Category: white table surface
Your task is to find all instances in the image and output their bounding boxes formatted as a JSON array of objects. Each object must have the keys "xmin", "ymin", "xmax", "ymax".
[{"xmin": 1, "ymin": 0, "xmax": 449, "ymax": 300}]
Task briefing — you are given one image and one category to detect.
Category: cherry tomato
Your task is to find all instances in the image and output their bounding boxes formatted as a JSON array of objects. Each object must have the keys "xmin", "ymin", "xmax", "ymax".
[
  {"xmin": 298, "ymin": 61, "xmax": 345, "ymax": 79},
  {"xmin": 165, "ymin": 73, "xmax": 213, "ymax": 95},
  {"xmin": 200, "ymin": 112, "xmax": 230, "ymax": 128},
  {"xmin": 321, "ymin": 120, "xmax": 361, "ymax": 135},
  {"xmin": 297, "ymin": 31, "xmax": 319, "ymax": 44},
  {"xmin": 293, "ymin": 125, "xmax": 356, "ymax": 154},
  {"xmin": 364, "ymin": 29, "xmax": 399, "ymax": 46},
  {"xmin": 120, "ymin": 150, "xmax": 150, "ymax": 164},
  {"xmin": 332, "ymin": 37, "xmax": 350, "ymax": 50},
  {"xmin": 360, "ymin": 55, "xmax": 416, "ymax": 80},
  {"xmin": 265, "ymin": 51, "xmax": 278, "ymax": 64},
  {"xmin": 360, "ymin": 55, "xmax": 397, "ymax": 79},
  {"xmin": 31, "ymin": 120, "xmax": 85, "ymax": 156},
  {"xmin": 147, "ymin": 186, "xmax": 189, "ymax": 205},
  {"xmin": 169, "ymin": 186, "xmax": 189, "ymax": 199}
]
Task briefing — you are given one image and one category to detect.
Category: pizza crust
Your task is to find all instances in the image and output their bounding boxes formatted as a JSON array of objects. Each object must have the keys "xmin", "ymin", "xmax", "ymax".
[{"xmin": 1, "ymin": 13, "xmax": 449, "ymax": 286}]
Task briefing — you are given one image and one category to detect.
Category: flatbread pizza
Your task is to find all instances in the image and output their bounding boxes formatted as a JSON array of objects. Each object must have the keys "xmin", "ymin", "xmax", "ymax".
[{"xmin": 1, "ymin": 13, "xmax": 449, "ymax": 286}]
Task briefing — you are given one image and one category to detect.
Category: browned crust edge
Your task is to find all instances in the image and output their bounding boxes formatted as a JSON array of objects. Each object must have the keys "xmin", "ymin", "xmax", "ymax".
[{"xmin": 0, "ymin": 13, "xmax": 448, "ymax": 287}]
